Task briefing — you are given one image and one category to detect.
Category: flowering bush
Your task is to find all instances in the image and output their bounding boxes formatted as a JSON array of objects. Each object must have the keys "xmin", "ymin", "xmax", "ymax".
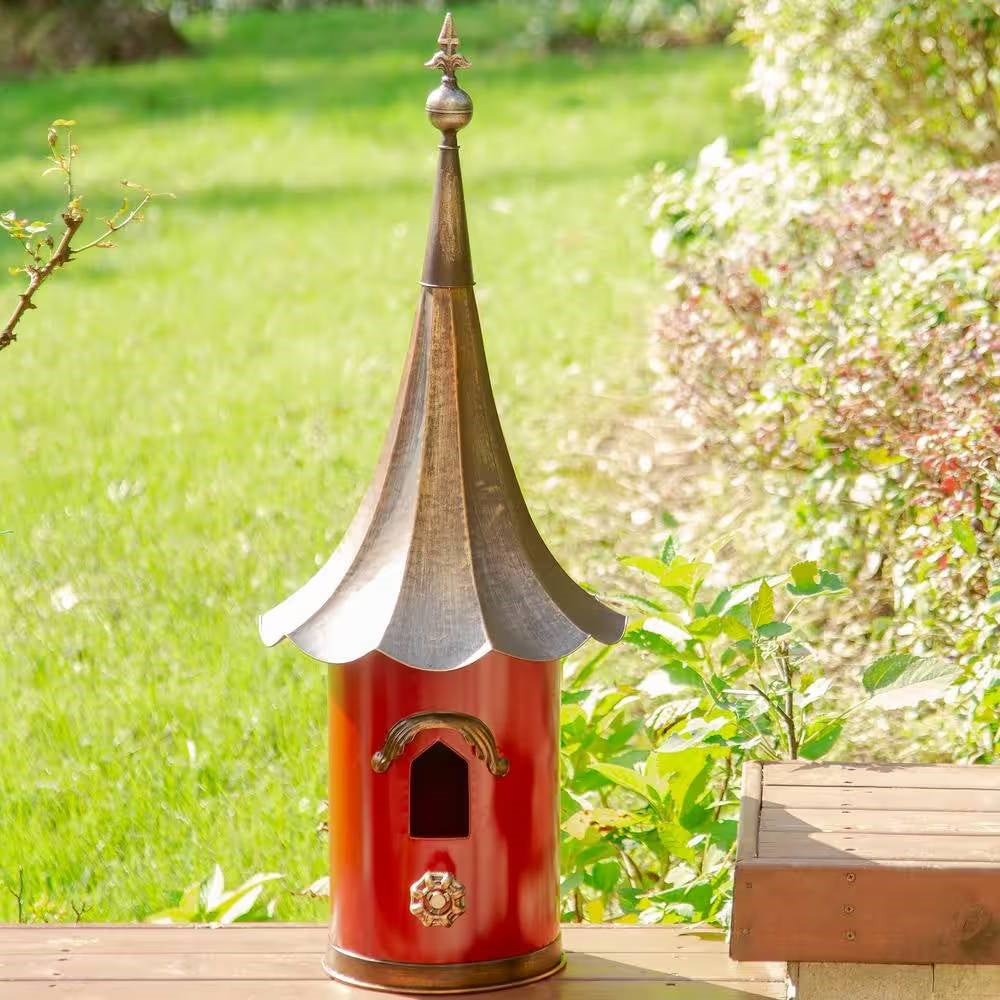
[
  {"xmin": 645, "ymin": 0, "xmax": 1000, "ymax": 761},
  {"xmin": 740, "ymin": 0, "xmax": 1000, "ymax": 167}
]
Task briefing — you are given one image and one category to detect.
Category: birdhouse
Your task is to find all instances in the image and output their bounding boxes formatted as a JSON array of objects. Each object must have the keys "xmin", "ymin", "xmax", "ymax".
[{"xmin": 259, "ymin": 14, "xmax": 626, "ymax": 993}]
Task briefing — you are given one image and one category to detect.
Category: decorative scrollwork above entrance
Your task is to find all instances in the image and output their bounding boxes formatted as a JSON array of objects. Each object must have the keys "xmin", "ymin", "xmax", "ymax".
[{"xmin": 371, "ymin": 711, "xmax": 510, "ymax": 777}]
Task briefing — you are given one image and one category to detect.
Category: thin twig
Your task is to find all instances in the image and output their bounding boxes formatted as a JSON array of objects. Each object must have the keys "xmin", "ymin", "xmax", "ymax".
[
  {"xmin": 0, "ymin": 210, "xmax": 83, "ymax": 351},
  {"xmin": 73, "ymin": 193, "xmax": 154, "ymax": 254},
  {"xmin": 4, "ymin": 867, "xmax": 25, "ymax": 924}
]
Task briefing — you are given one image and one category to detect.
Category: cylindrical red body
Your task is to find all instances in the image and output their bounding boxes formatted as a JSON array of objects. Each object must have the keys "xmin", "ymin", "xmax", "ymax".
[{"xmin": 327, "ymin": 651, "xmax": 561, "ymax": 981}]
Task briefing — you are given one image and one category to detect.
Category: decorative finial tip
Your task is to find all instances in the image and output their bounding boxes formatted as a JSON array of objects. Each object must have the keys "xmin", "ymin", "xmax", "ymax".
[
  {"xmin": 424, "ymin": 11, "xmax": 473, "ymax": 132},
  {"xmin": 424, "ymin": 11, "xmax": 471, "ymax": 79}
]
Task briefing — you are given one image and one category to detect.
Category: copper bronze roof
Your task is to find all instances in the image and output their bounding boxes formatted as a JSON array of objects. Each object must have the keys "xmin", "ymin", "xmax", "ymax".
[{"xmin": 258, "ymin": 14, "xmax": 626, "ymax": 669}]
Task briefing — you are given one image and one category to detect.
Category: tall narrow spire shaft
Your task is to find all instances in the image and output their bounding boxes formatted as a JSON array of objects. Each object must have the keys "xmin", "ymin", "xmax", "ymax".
[{"xmin": 422, "ymin": 132, "xmax": 473, "ymax": 288}]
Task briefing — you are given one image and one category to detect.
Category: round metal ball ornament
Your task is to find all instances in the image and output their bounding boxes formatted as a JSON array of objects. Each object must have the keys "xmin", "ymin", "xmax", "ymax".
[{"xmin": 259, "ymin": 13, "xmax": 625, "ymax": 993}]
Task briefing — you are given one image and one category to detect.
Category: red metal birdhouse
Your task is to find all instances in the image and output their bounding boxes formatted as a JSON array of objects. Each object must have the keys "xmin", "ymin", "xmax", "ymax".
[{"xmin": 259, "ymin": 13, "xmax": 625, "ymax": 993}]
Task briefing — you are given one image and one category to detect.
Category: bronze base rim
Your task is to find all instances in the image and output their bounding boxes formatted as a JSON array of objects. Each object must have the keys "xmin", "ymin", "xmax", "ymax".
[{"xmin": 323, "ymin": 937, "xmax": 565, "ymax": 994}]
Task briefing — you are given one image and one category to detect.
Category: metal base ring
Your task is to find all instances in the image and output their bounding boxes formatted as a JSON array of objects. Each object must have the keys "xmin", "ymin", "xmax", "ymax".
[{"xmin": 323, "ymin": 937, "xmax": 565, "ymax": 994}]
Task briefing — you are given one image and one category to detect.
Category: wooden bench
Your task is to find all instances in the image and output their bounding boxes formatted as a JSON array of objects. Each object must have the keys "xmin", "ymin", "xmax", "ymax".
[
  {"xmin": 0, "ymin": 924, "xmax": 785, "ymax": 998},
  {"xmin": 731, "ymin": 761, "xmax": 1000, "ymax": 999}
]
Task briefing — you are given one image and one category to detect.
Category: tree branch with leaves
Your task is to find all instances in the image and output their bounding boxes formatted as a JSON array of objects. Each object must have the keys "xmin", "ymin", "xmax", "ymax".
[{"xmin": 0, "ymin": 119, "xmax": 171, "ymax": 353}]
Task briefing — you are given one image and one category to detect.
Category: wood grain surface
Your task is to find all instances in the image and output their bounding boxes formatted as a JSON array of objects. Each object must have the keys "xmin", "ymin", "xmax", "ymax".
[
  {"xmin": 0, "ymin": 924, "xmax": 786, "ymax": 999},
  {"xmin": 731, "ymin": 762, "xmax": 1000, "ymax": 964}
]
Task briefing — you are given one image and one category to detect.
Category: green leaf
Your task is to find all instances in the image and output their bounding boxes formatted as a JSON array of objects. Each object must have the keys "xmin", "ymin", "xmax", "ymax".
[
  {"xmin": 589, "ymin": 763, "xmax": 654, "ymax": 803},
  {"xmin": 212, "ymin": 872, "xmax": 284, "ymax": 924},
  {"xmin": 750, "ymin": 581, "xmax": 774, "ymax": 627},
  {"xmin": 862, "ymin": 654, "xmax": 920, "ymax": 692},
  {"xmin": 789, "ymin": 560, "xmax": 819, "ymax": 589},
  {"xmin": 748, "ymin": 265, "xmax": 770, "ymax": 288},
  {"xmin": 560, "ymin": 872, "xmax": 584, "ymax": 894},
  {"xmin": 787, "ymin": 564, "xmax": 846, "ymax": 597},
  {"xmin": 951, "ymin": 520, "xmax": 978, "ymax": 555},
  {"xmin": 798, "ymin": 722, "xmax": 844, "ymax": 760},
  {"xmin": 721, "ymin": 613, "xmax": 751, "ymax": 640},
  {"xmin": 590, "ymin": 860, "xmax": 621, "ymax": 893},
  {"xmin": 658, "ymin": 556, "xmax": 712, "ymax": 597},
  {"xmin": 862, "ymin": 654, "xmax": 958, "ymax": 706},
  {"xmin": 757, "ymin": 622, "xmax": 792, "ymax": 638},
  {"xmin": 611, "ymin": 593, "xmax": 667, "ymax": 615},
  {"xmin": 620, "ymin": 555, "xmax": 671, "ymax": 584},
  {"xmin": 200, "ymin": 865, "xmax": 226, "ymax": 914},
  {"xmin": 687, "ymin": 614, "xmax": 723, "ymax": 637},
  {"xmin": 622, "ymin": 627, "xmax": 679, "ymax": 658},
  {"xmin": 660, "ymin": 535, "xmax": 677, "ymax": 564},
  {"xmin": 641, "ymin": 662, "xmax": 704, "ymax": 692}
]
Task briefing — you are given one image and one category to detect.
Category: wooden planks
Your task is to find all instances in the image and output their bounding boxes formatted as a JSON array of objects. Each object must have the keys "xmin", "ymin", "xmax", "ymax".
[
  {"xmin": 731, "ymin": 762, "xmax": 1000, "ymax": 964},
  {"xmin": 762, "ymin": 763, "xmax": 1000, "ymax": 789},
  {"xmin": 732, "ymin": 862, "xmax": 1000, "ymax": 964},
  {"xmin": 0, "ymin": 983, "xmax": 786, "ymax": 999},
  {"xmin": 760, "ymin": 809, "xmax": 1000, "ymax": 835},
  {"xmin": 762, "ymin": 785, "xmax": 1000, "ymax": 812},
  {"xmin": 737, "ymin": 761, "xmax": 763, "ymax": 861},
  {"xmin": 0, "ymin": 924, "xmax": 729, "ymax": 956},
  {"xmin": 757, "ymin": 832, "xmax": 1000, "ymax": 863},
  {"xmin": 0, "ymin": 924, "xmax": 786, "ymax": 998}
]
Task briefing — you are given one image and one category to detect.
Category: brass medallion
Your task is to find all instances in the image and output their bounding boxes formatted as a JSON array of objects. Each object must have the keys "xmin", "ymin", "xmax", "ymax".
[{"xmin": 410, "ymin": 871, "xmax": 466, "ymax": 928}]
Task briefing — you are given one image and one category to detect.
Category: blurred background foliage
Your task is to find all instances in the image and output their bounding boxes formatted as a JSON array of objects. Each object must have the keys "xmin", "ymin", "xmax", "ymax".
[
  {"xmin": 1, "ymin": 0, "xmax": 997, "ymax": 930},
  {"xmin": 0, "ymin": 0, "xmax": 740, "ymax": 74}
]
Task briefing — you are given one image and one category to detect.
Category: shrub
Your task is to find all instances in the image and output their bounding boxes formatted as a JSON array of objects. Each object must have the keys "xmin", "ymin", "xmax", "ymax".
[
  {"xmin": 739, "ymin": 0, "xmax": 1000, "ymax": 167},
  {"xmin": 645, "ymin": 0, "xmax": 1000, "ymax": 762},
  {"xmin": 560, "ymin": 542, "xmax": 956, "ymax": 922},
  {"xmin": 530, "ymin": 0, "xmax": 739, "ymax": 50},
  {"xmin": 0, "ymin": 1, "xmax": 187, "ymax": 75}
]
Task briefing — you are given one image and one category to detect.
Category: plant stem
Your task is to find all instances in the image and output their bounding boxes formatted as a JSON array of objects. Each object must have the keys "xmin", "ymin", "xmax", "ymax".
[
  {"xmin": 778, "ymin": 647, "xmax": 798, "ymax": 759},
  {"xmin": 4, "ymin": 867, "xmax": 25, "ymax": 924},
  {"xmin": 73, "ymin": 193, "xmax": 153, "ymax": 254},
  {"xmin": 0, "ymin": 210, "xmax": 83, "ymax": 351}
]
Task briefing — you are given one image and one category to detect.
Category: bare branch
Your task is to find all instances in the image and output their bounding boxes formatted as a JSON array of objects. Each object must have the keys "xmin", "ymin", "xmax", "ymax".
[
  {"xmin": 4, "ymin": 867, "xmax": 25, "ymax": 924},
  {"xmin": 1, "ymin": 121, "xmax": 168, "ymax": 354},
  {"xmin": 1, "ymin": 208, "xmax": 84, "ymax": 352}
]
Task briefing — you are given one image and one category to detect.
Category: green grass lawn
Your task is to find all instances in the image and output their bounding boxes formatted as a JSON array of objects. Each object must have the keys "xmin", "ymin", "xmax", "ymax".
[{"xmin": 0, "ymin": 4, "xmax": 755, "ymax": 921}]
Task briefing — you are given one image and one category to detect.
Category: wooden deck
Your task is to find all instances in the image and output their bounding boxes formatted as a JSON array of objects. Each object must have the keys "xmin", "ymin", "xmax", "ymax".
[{"xmin": 0, "ymin": 924, "xmax": 785, "ymax": 998}]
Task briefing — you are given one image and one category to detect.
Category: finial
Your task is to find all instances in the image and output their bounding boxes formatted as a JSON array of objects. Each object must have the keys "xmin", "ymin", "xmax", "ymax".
[
  {"xmin": 425, "ymin": 12, "xmax": 470, "ymax": 79},
  {"xmin": 425, "ymin": 12, "xmax": 473, "ymax": 133}
]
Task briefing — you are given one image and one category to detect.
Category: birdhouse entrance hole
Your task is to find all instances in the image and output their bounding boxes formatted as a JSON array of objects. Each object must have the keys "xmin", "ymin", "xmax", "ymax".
[{"xmin": 410, "ymin": 741, "xmax": 470, "ymax": 839}]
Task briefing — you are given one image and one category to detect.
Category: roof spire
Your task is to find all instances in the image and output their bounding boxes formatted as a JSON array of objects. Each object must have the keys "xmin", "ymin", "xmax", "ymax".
[
  {"xmin": 425, "ymin": 12, "xmax": 470, "ymax": 81},
  {"xmin": 421, "ymin": 12, "xmax": 474, "ymax": 288},
  {"xmin": 258, "ymin": 16, "xmax": 626, "ymax": 670}
]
